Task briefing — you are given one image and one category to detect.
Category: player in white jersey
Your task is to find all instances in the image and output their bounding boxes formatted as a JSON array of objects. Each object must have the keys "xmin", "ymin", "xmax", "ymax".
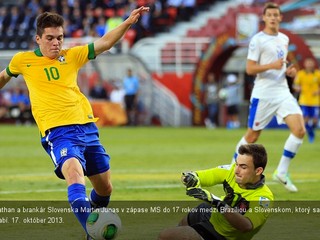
[{"xmin": 232, "ymin": 2, "xmax": 305, "ymax": 192}]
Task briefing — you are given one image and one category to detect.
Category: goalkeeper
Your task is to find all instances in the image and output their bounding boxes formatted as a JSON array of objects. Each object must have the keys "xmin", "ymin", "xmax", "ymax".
[{"xmin": 158, "ymin": 143, "xmax": 274, "ymax": 240}]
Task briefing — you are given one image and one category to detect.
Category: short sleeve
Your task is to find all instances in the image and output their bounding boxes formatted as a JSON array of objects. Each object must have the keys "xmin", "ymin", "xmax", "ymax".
[
  {"xmin": 247, "ymin": 36, "xmax": 260, "ymax": 62},
  {"xmin": 7, "ymin": 52, "xmax": 23, "ymax": 77}
]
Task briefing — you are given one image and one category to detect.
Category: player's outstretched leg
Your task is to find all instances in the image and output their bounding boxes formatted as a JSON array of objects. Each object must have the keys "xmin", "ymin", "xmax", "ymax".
[
  {"xmin": 86, "ymin": 190, "xmax": 112, "ymax": 239},
  {"xmin": 86, "ymin": 172, "xmax": 113, "ymax": 239},
  {"xmin": 68, "ymin": 183, "xmax": 92, "ymax": 230},
  {"xmin": 273, "ymin": 134, "xmax": 303, "ymax": 192},
  {"xmin": 232, "ymin": 136, "xmax": 248, "ymax": 163}
]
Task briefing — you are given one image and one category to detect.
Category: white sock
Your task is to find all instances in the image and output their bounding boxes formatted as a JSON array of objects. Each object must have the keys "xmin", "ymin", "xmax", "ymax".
[
  {"xmin": 277, "ymin": 134, "xmax": 303, "ymax": 175},
  {"xmin": 232, "ymin": 136, "xmax": 248, "ymax": 163}
]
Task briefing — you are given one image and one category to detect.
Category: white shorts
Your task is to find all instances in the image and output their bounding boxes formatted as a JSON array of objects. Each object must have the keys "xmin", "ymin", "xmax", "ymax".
[{"xmin": 248, "ymin": 95, "xmax": 302, "ymax": 130}]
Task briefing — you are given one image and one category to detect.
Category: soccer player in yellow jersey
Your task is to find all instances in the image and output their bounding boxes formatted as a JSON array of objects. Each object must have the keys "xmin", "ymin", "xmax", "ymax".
[
  {"xmin": 158, "ymin": 144, "xmax": 274, "ymax": 240},
  {"xmin": 293, "ymin": 57, "xmax": 320, "ymax": 143},
  {"xmin": 0, "ymin": 7, "xmax": 149, "ymax": 239}
]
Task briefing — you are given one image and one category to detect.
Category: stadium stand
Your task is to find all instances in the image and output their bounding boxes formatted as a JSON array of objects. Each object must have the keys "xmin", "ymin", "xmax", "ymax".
[
  {"xmin": 0, "ymin": 0, "xmax": 217, "ymax": 50},
  {"xmin": 0, "ymin": 0, "xmax": 319, "ymax": 126}
]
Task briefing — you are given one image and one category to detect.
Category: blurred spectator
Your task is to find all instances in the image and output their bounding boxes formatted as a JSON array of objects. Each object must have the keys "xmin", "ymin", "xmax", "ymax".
[
  {"xmin": 0, "ymin": 5, "xmax": 8, "ymax": 36},
  {"xmin": 106, "ymin": 8, "xmax": 123, "ymax": 32},
  {"xmin": 42, "ymin": 0, "xmax": 59, "ymax": 13},
  {"xmin": 110, "ymin": 81, "xmax": 125, "ymax": 108},
  {"xmin": 0, "ymin": 90, "xmax": 10, "ymax": 120},
  {"xmin": 89, "ymin": 80, "xmax": 109, "ymax": 100},
  {"xmin": 0, "ymin": 0, "xmax": 205, "ymax": 49},
  {"xmin": 224, "ymin": 74, "xmax": 241, "ymax": 129},
  {"xmin": 25, "ymin": 0, "xmax": 41, "ymax": 15},
  {"xmin": 293, "ymin": 57, "xmax": 320, "ymax": 143},
  {"xmin": 178, "ymin": 0, "xmax": 196, "ymax": 21},
  {"xmin": 71, "ymin": 7, "xmax": 84, "ymax": 35},
  {"xmin": 167, "ymin": 0, "xmax": 182, "ymax": 8},
  {"xmin": 61, "ymin": 3, "xmax": 71, "ymax": 19},
  {"xmin": 106, "ymin": 8, "xmax": 124, "ymax": 51},
  {"xmin": 123, "ymin": 68, "xmax": 139, "ymax": 126},
  {"xmin": 84, "ymin": 6, "xmax": 96, "ymax": 27},
  {"xmin": 7, "ymin": 5, "xmax": 23, "ymax": 37},
  {"xmin": 19, "ymin": 7, "xmax": 36, "ymax": 34},
  {"xmin": 147, "ymin": 0, "xmax": 163, "ymax": 33},
  {"xmin": 140, "ymin": 6, "xmax": 152, "ymax": 32},
  {"xmin": 95, "ymin": 16, "xmax": 107, "ymax": 37},
  {"xmin": 204, "ymin": 73, "xmax": 219, "ymax": 128},
  {"xmin": 8, "ymin": 86, "xmax": 33, "ymax": 124}
]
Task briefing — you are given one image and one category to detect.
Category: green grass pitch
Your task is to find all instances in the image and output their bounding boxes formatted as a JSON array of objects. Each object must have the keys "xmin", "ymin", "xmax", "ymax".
[{"xmin": 0, "ymin": 125, "xmax": 319, "ymax": 239}]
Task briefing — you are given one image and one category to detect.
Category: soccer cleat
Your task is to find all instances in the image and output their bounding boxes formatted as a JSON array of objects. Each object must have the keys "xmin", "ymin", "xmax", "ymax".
[{"xmin": 272, "ymin": 170, "xmax": 298, "ymax": 192}]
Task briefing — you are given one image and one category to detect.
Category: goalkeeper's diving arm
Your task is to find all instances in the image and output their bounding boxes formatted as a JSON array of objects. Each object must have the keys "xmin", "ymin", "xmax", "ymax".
[
  {"xmin": 221, "ymin": 206, "xmax": 253, "ymax": 232},
  {"xmin": 187, "ymin": 187, "xmax": 253, "ymax": 232}
]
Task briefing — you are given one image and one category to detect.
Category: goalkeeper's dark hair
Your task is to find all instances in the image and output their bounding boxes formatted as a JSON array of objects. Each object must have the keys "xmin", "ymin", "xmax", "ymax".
[
  {"xmin": 263, "ymin": 2, "xmax": 281, "ymax": 15},
  {"xmin": 36, "ymin": 12, "xmax": 64, "ymax": 37},
  {"xmin": 238, "ymin": 144, "xmax": 267, "ymax": 170}
]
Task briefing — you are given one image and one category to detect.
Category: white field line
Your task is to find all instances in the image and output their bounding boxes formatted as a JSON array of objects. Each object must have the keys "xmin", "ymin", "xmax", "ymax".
[{"xmin": 0, "ymin": 179, "xmax": 318, "ymax": 195}]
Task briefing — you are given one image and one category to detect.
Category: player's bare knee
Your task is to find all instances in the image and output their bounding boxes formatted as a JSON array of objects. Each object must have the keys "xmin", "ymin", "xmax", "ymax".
[
  {"xmin": 292, "ymin": 127, "xmax": 305, "ymax": 139},
  {"xmin": 64, "ymin": 171, "xmax": 85, "ymax": 185},
  {"xmin": 106, "ymin": 181, "xmax": 113, "ymax": 195},
  {"xmin": 62, "ymin": 158, "xmax": 85, "ymax": 185}
]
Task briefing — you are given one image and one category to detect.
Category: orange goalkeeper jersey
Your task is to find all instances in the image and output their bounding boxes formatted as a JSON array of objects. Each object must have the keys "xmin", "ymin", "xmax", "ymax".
[{"xmin": 6, "ymin": 43, "xmax": 98, "ymax": 136}]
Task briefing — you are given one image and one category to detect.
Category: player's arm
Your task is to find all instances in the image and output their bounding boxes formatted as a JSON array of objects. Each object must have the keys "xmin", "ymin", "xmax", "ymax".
[
  {"xmin": 285, "ymin": 64, "xmax": 297, "ymax": 78},
  {"xmin": 93, "ymin": 6, "xmax": 149, "ymax": 56},
  {"xmin": 187, "ymin": 187, "xmax": 253, "ymax": 232},
  {"xmin": 220, "ymin": 206, "xmax": 253, "ymax": 232},
  {"xmin": 0, "ymin": 69, "xmax": 12, "ymax": 89},
  {"xmin": 292, "ymin": 73, "xmax": 301, "ymax": 93},
  {"xmin": 181, "ymin": 167, "xmax": 227, "ymax": 188},
  {"xmin": 246, "ymin": 58, "xmax": 287, "ymax": 75},
  {"xmin": 196, "ymin": 166, "xmax": 229, "ymax": 187}
]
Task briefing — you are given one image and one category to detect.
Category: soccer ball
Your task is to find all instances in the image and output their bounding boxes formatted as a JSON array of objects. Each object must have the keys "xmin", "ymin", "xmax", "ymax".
[
  {"xmin": 86, "ymin": 208, "xmax": 122, "ymax": 240},
  {"xmin": 218, "ymin": 88, "xmax": 228, "ymax": 100}
]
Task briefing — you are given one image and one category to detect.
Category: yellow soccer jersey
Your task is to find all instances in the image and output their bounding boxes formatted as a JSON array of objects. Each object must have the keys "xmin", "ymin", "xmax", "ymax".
[
  {"xmin": 196, "ymin": 164, "xmax": 274, "ymax": 240},
  {"xmin": 294, "ymin": 69, "xmax": 320, "ymax": 106},
  {"xmin": 6, "ymin": 44, "xmax": 98, "ymax": 136}
]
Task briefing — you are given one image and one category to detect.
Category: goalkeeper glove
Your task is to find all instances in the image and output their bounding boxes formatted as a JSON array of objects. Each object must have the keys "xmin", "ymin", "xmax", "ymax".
[
  {"xmin": 181, "ymin": 171, "xmax": 200, "ymax": 188},
  {"xmin": 186, "ymin": 187, "xmax": 226, "ymax": 211}
]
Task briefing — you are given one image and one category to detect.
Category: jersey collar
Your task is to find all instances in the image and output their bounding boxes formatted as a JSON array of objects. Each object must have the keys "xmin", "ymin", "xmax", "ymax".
[
  {"xmin": 246, "ymin": 175, "xmax": 265, "ymax": 189},
  {"xmin": 34, "ymin": 48, "xmax": 43, "ymax": 57}
]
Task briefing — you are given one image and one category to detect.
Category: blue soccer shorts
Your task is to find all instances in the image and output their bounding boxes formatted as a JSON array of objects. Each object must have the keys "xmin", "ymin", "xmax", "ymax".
[
  {"xmin": 41, "ymin": 123, "xmax": 110, "ymax": 179},
  {"xmin": 300, "ymin": 105, "xmax": 319, "ymax": 119}
]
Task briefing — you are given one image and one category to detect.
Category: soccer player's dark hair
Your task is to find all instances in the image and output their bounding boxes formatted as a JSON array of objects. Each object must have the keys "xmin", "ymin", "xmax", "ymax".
[
  {"xmin": 238, "ymin": 144, "xmax": 267, "ymax": 170},
  {"xmin": 36, "ymin": 12, "xmax": 64, "ymax": 36},
  {"xmin": 263, "ymin": 2, "xmax": 281, "ymax": 15}
]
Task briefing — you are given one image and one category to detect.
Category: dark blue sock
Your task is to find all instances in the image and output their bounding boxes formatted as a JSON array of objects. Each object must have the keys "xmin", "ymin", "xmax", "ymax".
[
  {"xmin": 90, "ymin": 189, "xmax": 110, "ymax": 208},
  {"xmin": 68, "ymin": 183, "xmax": 91, "ymax": 232},
  {"xmin": 306, "ymin": 123, "xmax": 315, "ymax": 140}
]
